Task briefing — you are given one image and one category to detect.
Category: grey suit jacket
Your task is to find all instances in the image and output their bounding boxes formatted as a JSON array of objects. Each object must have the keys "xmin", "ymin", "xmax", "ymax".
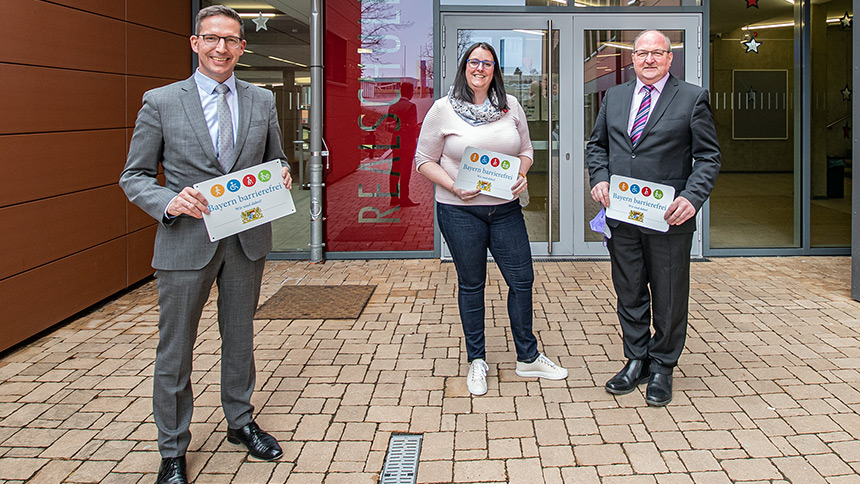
[
  {"xmin": 586, "ymin": 74, "xmax": 721, "ymax": 234},
  {"xmin": 120, "ymin": 75, "xmax": 287, "ymax": 270}
]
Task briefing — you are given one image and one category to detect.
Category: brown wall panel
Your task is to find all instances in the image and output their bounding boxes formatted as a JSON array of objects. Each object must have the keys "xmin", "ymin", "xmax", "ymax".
[
  {"xmin": 1, "ymin": 130, "xmax": 127, "ymax": 207},
  {"xmin": 127, "ymin": 76, "xmax": 190, "ymax": 127},
  {"xmin": 0, "ymin": 186, "xmax": 127, "ymax": 280},
  {"xmin": 4, "ymin": 0, "xmax": 125, "ymax": 73},
  {"xmin": 127, "ymin": 199, "xmax": 157, "ymax": 233},
  {"xmin": 127, "ymin": 226, "xmax": 157, "ymax": 285},
  {"xmin": 128, "ymin": 0, "xmax": 192, "ymax": 36},
  {"xmin": 48, "ymin": 0, "xmax": 126, "ymax": 19},
  {"xmin": 0, "ymin": 239, "xmax": 127, "ymax": 353},
  {"xmin": 0, "ymin": 65, "xmax": 125, "ymax": 135},
  {"xmin": 127, "ymin": 25, "xmax": 192, "ymax": 79},
  {"xmin": 1, "ymin": 1, "xmax": 192, "ymax": 351}
]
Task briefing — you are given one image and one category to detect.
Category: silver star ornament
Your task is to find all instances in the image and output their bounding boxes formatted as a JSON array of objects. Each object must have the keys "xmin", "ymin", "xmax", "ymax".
[
  {"xmin": 743, "ymin": 37, "xmax": 761, "ymax": 53},
  {"xmin": 840, "ymin": 12, "xmax": 852, "ymax": 29},
  {"xmin": 842, "ymin": 85, "xmax": 852, "ymax": 102},
  {"xmin": 252, "ymin": 13, "xmax": 269, "ymax": 32}
]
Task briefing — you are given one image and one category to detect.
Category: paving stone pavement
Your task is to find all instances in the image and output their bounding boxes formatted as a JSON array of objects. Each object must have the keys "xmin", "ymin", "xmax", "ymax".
[{"xmin": 1, "ymin": 257, "xmax": 859, "ymax": 484}]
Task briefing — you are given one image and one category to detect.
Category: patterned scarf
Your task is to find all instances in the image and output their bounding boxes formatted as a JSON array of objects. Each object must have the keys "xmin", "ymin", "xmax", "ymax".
[{"xmin": 448, "ymin": 86, "xmax": 506, "ymax": 126}]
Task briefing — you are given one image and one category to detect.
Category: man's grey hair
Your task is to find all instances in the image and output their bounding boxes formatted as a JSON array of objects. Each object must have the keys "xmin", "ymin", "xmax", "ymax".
[
  {"xmin": 633, "ymin": 30, "xmax": 672, "ymax": 52},
  {"xmin": 195, "ymin": 5, "xmax": 245, "ymax": 38}
]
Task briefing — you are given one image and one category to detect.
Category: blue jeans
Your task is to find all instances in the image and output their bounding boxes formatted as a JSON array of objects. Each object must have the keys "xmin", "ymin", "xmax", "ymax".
[{"xmin": 437, "ymin": 200, "xmax": 539, "ymax": 363}]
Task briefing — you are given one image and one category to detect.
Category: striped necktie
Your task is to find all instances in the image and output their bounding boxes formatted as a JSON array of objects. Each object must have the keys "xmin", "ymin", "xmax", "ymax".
[{"xmin": 630, "ymin": 84, "xmax": 654, "ymax": 147}]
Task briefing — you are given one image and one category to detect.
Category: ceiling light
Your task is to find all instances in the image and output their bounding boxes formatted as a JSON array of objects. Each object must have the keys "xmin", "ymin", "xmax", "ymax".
[
  {"xmin": 267, "ymin": 56, "xmax": 308, "ymax": 68},
  {"xmin": 743, "ymin": 18, "xmax": 841, "ymax": 30}
]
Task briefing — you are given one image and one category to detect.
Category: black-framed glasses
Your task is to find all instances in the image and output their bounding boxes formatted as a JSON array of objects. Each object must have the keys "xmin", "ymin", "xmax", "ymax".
[
  {"xmin": 633, "ymin": 49, "xmax": 669, "ymax": 60},
  {"xmin": 466, "ymin": 59, "xmax": 496, "ymax": 69},
  {"xmin": 196, "ymin": 34, "xmax": 243, "ymax": 48}
]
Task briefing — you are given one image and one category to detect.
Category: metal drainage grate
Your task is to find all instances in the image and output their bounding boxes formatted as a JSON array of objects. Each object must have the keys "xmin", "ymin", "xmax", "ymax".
[{"xmin": 380, "ymin": 434, "xmax": 423, "ymax": 484}]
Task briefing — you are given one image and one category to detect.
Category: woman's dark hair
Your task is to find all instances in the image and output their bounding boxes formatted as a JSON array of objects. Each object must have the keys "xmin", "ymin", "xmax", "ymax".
[{"xmin": 452, "ymin": 42, "xmax": 507, "ymax": 112}]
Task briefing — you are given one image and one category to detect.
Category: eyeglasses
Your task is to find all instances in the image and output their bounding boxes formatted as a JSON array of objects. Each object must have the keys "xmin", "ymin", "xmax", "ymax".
[
  {"xmin": 466, "ymin": 59, "xmax": 496, "ymax": 69},
  {"xmin": 633, "ymin": 49, "xmax": 669, "ymax": 60},
  {"xmin": 196, "ymin": 34, "xmax": 243, "ymax": 49}
]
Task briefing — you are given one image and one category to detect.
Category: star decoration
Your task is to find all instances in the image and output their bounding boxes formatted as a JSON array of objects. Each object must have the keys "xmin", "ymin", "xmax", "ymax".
[
  {"xmin": 743, "ymin": 35, "xmax": 761, "ymax": 53},
  {"xmin": 251, "ymin": 12, "xmax": 269, "ymax": 31},
  {"xmin": 843, "ymin": 123, "xmax": 851, "ymax": 139},
  {"xmin": 841, "ymin": 85, "xmax": 852, "ymax": 102},
  {"xmin": 746, "ymin": 87, "xmax": 757, "ymax": 104},
  {"xmin": 746, "ymin": 0, "xmax": 759, "ymax": 8},
  {"xmin": 840, "ymin": 12, "xmax": 853, "ymax": 29}
]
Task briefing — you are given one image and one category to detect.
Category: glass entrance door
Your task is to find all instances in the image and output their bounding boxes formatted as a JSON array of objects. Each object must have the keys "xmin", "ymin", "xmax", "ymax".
[
  {"xmin": 573, "ymin": 15, "xmax": 702, "ymax": 257},
  {"xmin": 442, "ymin": 14, "xmax": 702, "ymax": 258},
  {"xmin": 441, "ymin": 15, "xmax": 574, "ymax": 257}
]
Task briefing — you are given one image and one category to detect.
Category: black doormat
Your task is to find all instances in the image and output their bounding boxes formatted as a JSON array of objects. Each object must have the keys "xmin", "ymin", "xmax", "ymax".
[{"xmin": 255, "ymin": 285, "xmax": 376, "ymax": 320}]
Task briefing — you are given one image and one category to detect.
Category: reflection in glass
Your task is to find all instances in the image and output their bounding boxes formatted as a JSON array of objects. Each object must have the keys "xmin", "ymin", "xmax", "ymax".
[
  {"xmin": 457, "ymin": 28, "xmax": 560, "ymax": 244},
  {"xmin": 708, "ymin": 2, "xmax": 800, "ymax": 248},
  {"xmin": 582, "ymin": 30, "xmax": 685, "ymax": 242},
  {"xmin": 204, "ymin": 1, "xmax": 311, "ymax": 252},
  {"xmin": 324, "ymin": 0, "xmax": 435, "ymax": 252},
  {"xmin": 441, "ymin": 0, "xmax": 698, "ymax": 6},
  {"xmin": 811, "ymin": 2, "xmax": 853, "ymax": 247}
]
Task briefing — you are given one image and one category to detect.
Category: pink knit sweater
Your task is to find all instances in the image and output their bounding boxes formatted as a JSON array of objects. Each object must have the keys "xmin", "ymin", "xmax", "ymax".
[{"xmin": 414, "ymin": 94, "xmax": 534, "ymax": 206}]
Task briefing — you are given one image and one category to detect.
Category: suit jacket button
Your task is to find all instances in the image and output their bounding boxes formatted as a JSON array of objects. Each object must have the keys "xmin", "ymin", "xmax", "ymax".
[{"xmin": 631, "ymin": 153, "xmax": 636, "ymax": 159}]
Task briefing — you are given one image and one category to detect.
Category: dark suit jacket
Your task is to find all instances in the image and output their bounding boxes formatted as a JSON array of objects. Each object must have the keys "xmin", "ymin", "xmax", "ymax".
[
  {"xmin": 586, "ymin": 74, "xmax": 721, "ymax": 234},
  {"xmin": 120, "ymin": 75, "xmax": 286, "ymax": 270}
]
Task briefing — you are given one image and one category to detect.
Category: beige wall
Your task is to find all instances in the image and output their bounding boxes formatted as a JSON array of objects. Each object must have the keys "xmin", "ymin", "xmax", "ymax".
[{"xmin": 0, "ymin": 1, "xmax": 192, "ymax": 352}]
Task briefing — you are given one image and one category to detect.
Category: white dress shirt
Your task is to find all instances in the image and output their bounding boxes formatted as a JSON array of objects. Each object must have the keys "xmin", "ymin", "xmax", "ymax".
[{"xmin": 627, "ymin": 73, "xmax": 670, "ymax": 136}]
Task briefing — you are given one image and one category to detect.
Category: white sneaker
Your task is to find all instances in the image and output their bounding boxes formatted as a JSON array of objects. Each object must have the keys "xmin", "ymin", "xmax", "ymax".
[
  {"xmin": 516, "ymin": 353, "xmax": 568, "ymax": 380},
  {"xmin": 467, "ymin": 359, "xmax": 489, "ymax": 395}
]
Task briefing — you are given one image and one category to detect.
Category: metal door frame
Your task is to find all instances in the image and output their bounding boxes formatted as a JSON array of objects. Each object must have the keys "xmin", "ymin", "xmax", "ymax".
[
  {"xmin": 573, "ymin": 14, "xmax": 703, "ymax": 258},
  {"xmin": 440, "ymin": 13, "xmax": 704, "ymax": 259},
  {"xmin": 441, "ymin": 14, "xmax": 575, "ymax": 258}
]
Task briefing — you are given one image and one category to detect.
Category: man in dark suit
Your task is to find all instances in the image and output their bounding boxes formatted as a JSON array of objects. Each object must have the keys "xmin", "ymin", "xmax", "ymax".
[
  {"xmin": 119, "ymin": 6, "xmax": 290, "ymax": 483},
  {"xmin": 586, "ymin": 30, "xmax": 720, "ymax": 407}
]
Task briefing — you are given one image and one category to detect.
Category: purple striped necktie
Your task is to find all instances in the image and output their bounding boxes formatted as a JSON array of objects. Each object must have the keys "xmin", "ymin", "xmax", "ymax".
[{"xmin": 630, "ymin": 84, "xmax": 654, "ymax": 147}]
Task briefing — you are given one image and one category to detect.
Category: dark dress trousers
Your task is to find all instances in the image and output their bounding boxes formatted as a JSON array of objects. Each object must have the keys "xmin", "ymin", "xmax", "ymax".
[{"xmin": 586, "ymin": 74, "xmax": 720, "ymax": 374}]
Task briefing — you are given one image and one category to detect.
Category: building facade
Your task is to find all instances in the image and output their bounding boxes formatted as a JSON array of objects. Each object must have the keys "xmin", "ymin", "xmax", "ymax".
[{"xmin": 1, "ymin": 0, "xmax": 857, "ymax": 351}]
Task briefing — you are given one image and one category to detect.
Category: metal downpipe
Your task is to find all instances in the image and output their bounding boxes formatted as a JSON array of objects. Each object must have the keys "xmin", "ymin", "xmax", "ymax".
[{"xmin": 309, "ymin": 0, "xmax": 324, "ymax": 262}]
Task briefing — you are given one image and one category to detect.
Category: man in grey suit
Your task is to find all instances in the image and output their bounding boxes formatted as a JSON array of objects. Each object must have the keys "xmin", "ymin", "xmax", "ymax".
[
  {"xmin": 120, "ymin": 6, "xmax": 290, "ymax": 483},
  {"xmin": 587, "ymin": 30, "xmax": 720, "ymax": 407}
]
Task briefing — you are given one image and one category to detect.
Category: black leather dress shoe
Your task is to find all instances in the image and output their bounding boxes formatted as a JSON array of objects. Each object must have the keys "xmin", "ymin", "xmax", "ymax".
[
  {"xmin": 645, "ymin": 372, "xmax": 673, "ymax": 406},
  {"xmin": 605, "ymin": 359, "xmax": 650, "ymax": 395},
  {"xmin": 156, "ymin": 456, "xmax": 188, "ymax": 484},
  {"xmin": 227, "ymin": 421, "xmax": 283, "ymax": 461}
]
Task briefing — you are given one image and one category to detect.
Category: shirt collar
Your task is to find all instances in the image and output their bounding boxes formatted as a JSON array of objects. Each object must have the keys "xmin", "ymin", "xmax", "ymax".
[
  {"xmin": 635, "ymin": 73, "xmax": 670, "ymax": 95},
  {"xmin": 194, "ymin": 69, "xmax": 237, "ymax": 95}
]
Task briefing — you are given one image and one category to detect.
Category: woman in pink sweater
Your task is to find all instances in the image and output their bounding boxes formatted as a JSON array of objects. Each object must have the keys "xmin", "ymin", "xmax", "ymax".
[{"xmin": 415, "ymin": 42, "xmax": 567, "ymax": 396}]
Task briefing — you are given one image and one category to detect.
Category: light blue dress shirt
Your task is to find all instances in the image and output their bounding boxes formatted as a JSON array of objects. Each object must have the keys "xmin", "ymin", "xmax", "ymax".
[{"xmin": 194, "ymin": 69, "xmax": 239, "ymax": 158}]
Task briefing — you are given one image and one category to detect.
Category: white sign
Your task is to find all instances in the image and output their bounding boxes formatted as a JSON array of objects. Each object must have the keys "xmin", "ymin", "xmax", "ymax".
[
  {"xmin": 194, "ymin": 160, "xmax": 296, "ymax": 242},
  {"xmin": 454, "ymin": 146, "xmax": 521, "ymax": 200},
  {"xmin": 605, "ymin": 175, "xmax": 676, "ymax": 233}
]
